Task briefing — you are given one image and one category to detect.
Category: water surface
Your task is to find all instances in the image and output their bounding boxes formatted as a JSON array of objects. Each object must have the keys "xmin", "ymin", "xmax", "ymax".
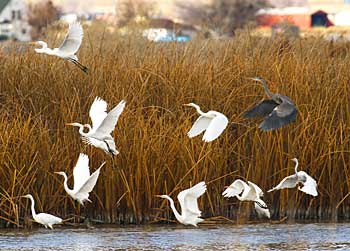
[{"xmin": 0, "ymin": 223, "xmax": 349, "ymax": 250}]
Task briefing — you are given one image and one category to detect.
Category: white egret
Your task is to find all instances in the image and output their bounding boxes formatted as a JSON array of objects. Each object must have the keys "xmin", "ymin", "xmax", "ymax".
[
  {"xmin": 55, "ymin": 153, "xmax": 105, "ymax": 205},
  {"xmin": 66, "ymin": 97, "xmax": 126, "ymax": 156},
  {"xmin": 157, "ymin": 181, "xmax": 207, "ymax": 226},
  {"xmin": 32, "ymin": 22, "xmax": 88, "ymax": 73},
  {"xmin": 268, "ymin": 158, "xmax": 318, "ymax": 196},
  {"xmin": 22, "ymin": 194, "xmax": 62, "ymax": 229},
  {"xmin": 184, "ymin": 103, "xmax": 228, "ymax": 142},
  {"xmin": 223, "ymin": 179, "xmax": 270, "ymax": 218}
]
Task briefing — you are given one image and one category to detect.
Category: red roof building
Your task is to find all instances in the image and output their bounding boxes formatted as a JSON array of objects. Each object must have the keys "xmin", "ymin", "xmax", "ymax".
[{"xmin": 256, "ymin": 7, "xmax": 311, "ymax": 29}]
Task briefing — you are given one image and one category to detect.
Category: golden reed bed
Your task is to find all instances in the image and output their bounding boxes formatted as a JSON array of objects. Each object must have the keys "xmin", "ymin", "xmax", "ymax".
[{"xmin": 0, "ymin": 25, "xmax": 349, "ymax": 227}]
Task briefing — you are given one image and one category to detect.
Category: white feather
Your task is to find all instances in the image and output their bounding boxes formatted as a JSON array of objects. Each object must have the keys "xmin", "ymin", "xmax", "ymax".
[
  {"xmin": 202, "ymin": 113, "xmax": 228, "ymax": 142},
  {"xmin": 72, "ymin": 153, "xmax": 90, "ymax": 192},
  {"xmin": 89, "ymin": 97, "xmax": 108, "ymax": 133},
  {"xmin": 56, "ymin": 22, "xmax": 84, "ymax": 56},
  {"xmin": 187, "ymin": 116, "xmax": 212, "ymax": 138}
]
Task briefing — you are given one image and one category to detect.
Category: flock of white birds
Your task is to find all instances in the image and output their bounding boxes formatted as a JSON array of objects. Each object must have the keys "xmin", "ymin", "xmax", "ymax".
[{"xmin": 20, "ymin": 22, "xmax": 319, "ymax": 229}]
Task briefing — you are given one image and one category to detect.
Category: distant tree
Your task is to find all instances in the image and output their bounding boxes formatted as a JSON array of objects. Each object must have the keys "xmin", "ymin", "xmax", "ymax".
[
  {"xmin": 176, "ymin": 0, "xmax": 270, "ymax": 36},
  {"xmin": 115, "ymin": 0, "xmax": 155, "ymax": 27},
  {"xmin": 28, "ymin": 0, "xmax": 60, "ymax": 39}
]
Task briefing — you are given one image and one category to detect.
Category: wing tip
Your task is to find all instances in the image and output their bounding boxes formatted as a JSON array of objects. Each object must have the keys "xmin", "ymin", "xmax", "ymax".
[{"xmin": 79, "ymin": 153, "xmax": 89, "ymax": 160}]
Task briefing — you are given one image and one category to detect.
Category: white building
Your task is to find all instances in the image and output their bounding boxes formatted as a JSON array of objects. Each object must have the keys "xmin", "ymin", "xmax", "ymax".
[{"xmin": 0, "ymin": 0, "xmax": 31, "ymax": 41}]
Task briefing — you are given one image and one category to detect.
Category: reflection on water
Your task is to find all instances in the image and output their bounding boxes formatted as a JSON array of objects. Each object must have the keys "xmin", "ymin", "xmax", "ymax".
[{"xmin": 0, "ymin": 223, "xmax": 350, "ymax": 250}]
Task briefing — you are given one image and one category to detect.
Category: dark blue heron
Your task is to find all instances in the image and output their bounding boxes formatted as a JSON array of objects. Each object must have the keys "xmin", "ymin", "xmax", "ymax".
[{"xmin": 244, "ymin": 77, "xmax": 298, "ymax": 131}]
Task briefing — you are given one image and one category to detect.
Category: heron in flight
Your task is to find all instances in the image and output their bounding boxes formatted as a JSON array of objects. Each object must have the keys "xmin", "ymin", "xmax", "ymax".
[
  {"xmin": 55, "ymin": 153, "xmax": 105, "ymax": 205},
  {"xmin": 268, "ymin": 158, "xmax": 318, "ymax": 196},
  {"xmin": 244, "ymin": 77, "xmax": 297, "ymax": 131},
  {"xmin": 184, "ymin": 103, "xmax": 228, "ymax": 142},
  {"xmin": 223, "ymin": 179, "xmax": 270, "ymax": 218},
  {"xmin": 22, "ymin": 194, "xmax": 62, "ymax": 229},
  {"xmin": 32, "ymin": 22, "xmax": 88, "ymax": 73},
  {"xmin": 66, "ymin": 97, "xmax": 126, "ymax": 156},
  {"xmin": 156, "ymin": 181, "xmax": 207, "ymax": 226}
]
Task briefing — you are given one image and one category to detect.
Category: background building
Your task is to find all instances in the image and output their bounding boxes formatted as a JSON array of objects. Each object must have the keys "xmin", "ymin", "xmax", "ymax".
[{"xmin": 0, "ymin": 0, "xmax": 31, "ymax": 41}]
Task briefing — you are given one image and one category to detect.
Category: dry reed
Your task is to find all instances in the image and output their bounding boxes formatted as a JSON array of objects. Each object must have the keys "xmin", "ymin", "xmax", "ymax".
[{"xmin": 0, "ymin": 23, "xmax": 350, "ymax": 227}]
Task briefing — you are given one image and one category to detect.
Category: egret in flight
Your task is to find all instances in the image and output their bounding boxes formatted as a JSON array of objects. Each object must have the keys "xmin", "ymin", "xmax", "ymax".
[
  {"xmin": 66, "ymin": 97, "xmax": 126, "ymax": 156},
  {"xmin": 223, "ymin": 179, "xmax": 270, "ymax": 218},
  {"xmin": 268, "ymin": 158, "xmax": 318, "ymax": 196},
  {"xmin": 244, "ymin": 77, "xmax": 297, "ymax": 131},
  {"xmin": 184, "ymin": 103, "xmax": 228, "ymax": 142},
  {"xmin": 32, "ymin": 22, "xmax": 88, "ymax": 73},
  {"xmin": 157, "ymin": 181, "xmax": 207, "ymax": 226},
  {"xmin": 55, "ymin": 153, "xmax": 105, "ymax": 205},
  {"xmin": 22, "ymin": 194, "xmax": 62, "ymax": 229}
]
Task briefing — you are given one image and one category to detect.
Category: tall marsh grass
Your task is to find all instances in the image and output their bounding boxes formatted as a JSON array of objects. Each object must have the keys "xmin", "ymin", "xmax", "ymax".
[{"xmin": 0, "ymin": 24, "xmax": 350, "ymax": 227}]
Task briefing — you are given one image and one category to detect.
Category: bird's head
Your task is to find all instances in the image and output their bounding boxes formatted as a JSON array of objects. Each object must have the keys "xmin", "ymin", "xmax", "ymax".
[
  {"xmin": 246, "ymin": 76, "xmax": 263, "ymax": 82},
  {"xmin": 21, "ymin": 194, "xmax": 32, "ymax": 199},
  {"xmin": 30, "ymin": 41, "xmax": 48, "ymax": 52},
  {"xmin": 54, "ymin": 171, "xmax": 66, "ymax": 177},
  {"xmin": 291, "ymin": 158, "xmax": 298, "ymax": 163},
  {"xmin": 155, "ymin": 195, "xmax": 169, "ymax": 199},
  {"xmin": 183, "ymin": 103, "xmax": 196, "ymax": 107},
  {"xmin": 65, "ymin": 122, "xmax": 81, "ymax": 127}
]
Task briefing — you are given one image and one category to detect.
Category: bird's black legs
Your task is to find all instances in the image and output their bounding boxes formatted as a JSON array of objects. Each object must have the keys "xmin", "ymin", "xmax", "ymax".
[{"xmin": 66, "ymin": 58, "xmax": 89, "ymax": 74}]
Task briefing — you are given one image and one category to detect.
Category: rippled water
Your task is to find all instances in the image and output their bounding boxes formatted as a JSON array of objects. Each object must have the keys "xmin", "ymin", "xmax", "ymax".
[{"xmin": 0, "ymin": 223, "xmax": 350, "ymax": 250}]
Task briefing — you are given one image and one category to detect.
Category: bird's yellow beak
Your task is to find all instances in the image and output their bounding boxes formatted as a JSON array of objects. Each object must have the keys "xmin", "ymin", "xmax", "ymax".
[
  {"xmin": 54, "ymin": 172, "xmax": 60, "ymax": 174},
  {"xmin": 183, "ymin": 103, "xmax": 190, "ymax": 106},
  {"xmin": 65, "ymin": 123, "xmax": 73, "ymax": 126},
  {"xmin": 245, "ymin": 77, "xmax": 257, "ymax": 81},
  {"xmin": 155, "ymin": 195, "xmax": 163, "ymax": 198}
]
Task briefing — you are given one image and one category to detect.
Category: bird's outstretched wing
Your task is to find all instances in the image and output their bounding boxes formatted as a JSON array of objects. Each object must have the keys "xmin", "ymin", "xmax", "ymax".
[
  {"xmin": 298, "ymin": 171, "xmax": 318, "ymax": 196},
  {"xmin": 75, "ymin": 162, "xmax": 105, "ymax": 200},
  {"xmin": 93, "ymin": 100, "xmax": 126, "ymax": 137},
  {"xmin": 259, "ymin": 102, "xmax": 297, "ymax": 131},
  {"xmin": 187, "ymin": 116, "xmax": 212, "ymax": 138},
  {"xmin": 178, "ymin": 181, "xmax": 206, "ymax": 217},
  {"xmin": 89, "ymin": 97, "xmax": 108, "ymax": 132},
  {"xmin": 57, "ymin": 22, "xmax": 83, "ymax": 56},
  {"xmin": 247, "ymin": 181, "xmax": 264, "ymax": 198},
  {"xmin": 222, "ymin": 179, "xmax": 246, "ymax": 198},
  {"xmin": 244, "ymin": 99, "xmax": 278, "ymax": 118},
  {"xmin": 268, "ymin": 174, "xmax": 298, "ymax": 192},
  {"xmin": 73, "ymin": 153, "xmax": 90, "ymax": 192},
  {"xmin": 202, "ymin": 113, "xmax": 228, "ymax": 142}
]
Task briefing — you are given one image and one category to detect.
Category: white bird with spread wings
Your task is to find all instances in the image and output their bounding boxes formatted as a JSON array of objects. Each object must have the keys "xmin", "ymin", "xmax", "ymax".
[
  {"xmin": 184, "ymin": 103, "xmax": 228, "ymax": 142},
  {"xmin": 32, "ymin": 22, "xmax": 88, "ymax": 73},
  {"xmin": 157, "ymin": 181, "xmax": 207, "ymax": 226},
  {"xmin": 66, "ymin": 97, "xmax": 126, "ymax": 156},
  {"xmin": 223, "ymin": 179, "xmax": 270, "ymax": 218},
  {"xmin": 268, "ymin": 158, "xmax": 318, "ymax": 197},
  {"xmin": 55, "ymin": 153, "xmax": 105, "ymax": 205}
]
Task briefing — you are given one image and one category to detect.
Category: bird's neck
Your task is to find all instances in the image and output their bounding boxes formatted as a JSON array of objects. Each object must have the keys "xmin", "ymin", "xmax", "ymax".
[
  {"xmin": 77, "ymin": 123, "xmax": 90, "ymax": 136},
  {"xmin": 29, "ymin": 196, "xmax": 37, "ymax": 218},
  {"xmin": 166, "ymin": 196, "xmax": 183, "ymax": 223},
  {"xmin": 294, "ymin": 161, "xmax": 299, "ymax": 174},
  {"xmin": 192, "ymin": 104, "xmax": 207, "ymax": 117},
  {"xmin": 260, "ymin": 79, "xmax": 273, "ymax": 99},
  {"xmin": 62, "ymin": 173, "xmax": 73, "ymax": 194},
  {"xmin": 35, "ymin": 46, "xmax": 54, "ymax": 55}
]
